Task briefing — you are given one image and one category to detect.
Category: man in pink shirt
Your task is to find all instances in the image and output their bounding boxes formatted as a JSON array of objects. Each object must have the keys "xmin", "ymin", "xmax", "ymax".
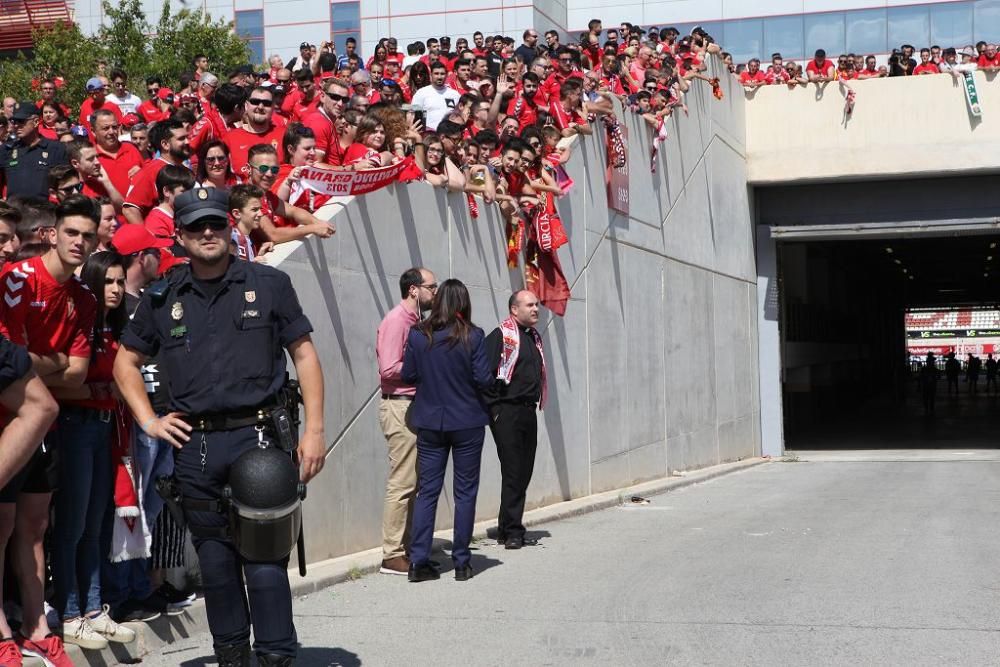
[{"xmin": 375, "ymin": 267, "xmax": 437, "ymax": 575}]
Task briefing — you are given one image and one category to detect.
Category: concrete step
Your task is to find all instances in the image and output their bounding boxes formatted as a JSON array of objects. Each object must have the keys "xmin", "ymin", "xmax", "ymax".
[{"xmin": 21, "ymin": 604, "xmax": 208, "ymax": 666}]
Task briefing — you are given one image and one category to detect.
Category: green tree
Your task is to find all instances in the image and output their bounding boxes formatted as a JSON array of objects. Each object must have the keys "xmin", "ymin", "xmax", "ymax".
[
  {"xmin": 0, "ymin": 0, "xmax": 250, "ymax": 118},
  {"xmin": 98, "ymin": 0, "xmax": 150, "ymax": 78},
  {"xmin": 148, "ymin": 2, "xmax": 253, "ymax": 86}
]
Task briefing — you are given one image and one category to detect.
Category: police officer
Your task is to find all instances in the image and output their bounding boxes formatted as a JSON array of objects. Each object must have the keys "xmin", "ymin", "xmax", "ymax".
[
  {"xmin": 0, "ymin": 102, "xmax": 69, "ymax": 199},
  {"xmin": 113, "ymin": 188, "xmax": 326, "ymax": 666}
]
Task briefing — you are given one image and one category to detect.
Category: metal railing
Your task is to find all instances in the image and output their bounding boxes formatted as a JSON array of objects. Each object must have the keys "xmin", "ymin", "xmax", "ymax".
[{"xmin": 0, "ymin": 0, "xmax": 72, "ymax": 51}]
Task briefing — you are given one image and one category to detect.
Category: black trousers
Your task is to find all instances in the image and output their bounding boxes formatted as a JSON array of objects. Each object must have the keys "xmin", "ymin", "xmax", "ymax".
[
  {"xmin": 490, "ymin": 403, "xmax": 538, "ymax": 540},
  {"xmin": 174, "ymin": 426, "xmax": 296, "ymax": 658}
]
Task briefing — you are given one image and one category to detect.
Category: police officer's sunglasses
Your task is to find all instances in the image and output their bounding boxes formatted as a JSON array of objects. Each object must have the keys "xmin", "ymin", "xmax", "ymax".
[{"xmin": 181, "ymin": 218, "xmax": 229, "ymax": 233}]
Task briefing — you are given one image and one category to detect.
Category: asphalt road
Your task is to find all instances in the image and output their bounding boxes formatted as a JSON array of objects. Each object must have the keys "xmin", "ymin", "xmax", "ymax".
[{"xmin": 149, "ymin": 456, "xmax": 1000, "ymax": 666}]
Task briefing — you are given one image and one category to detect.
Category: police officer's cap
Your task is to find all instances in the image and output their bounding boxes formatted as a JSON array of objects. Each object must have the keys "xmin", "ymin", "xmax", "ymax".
[
  {"xmin": 174, "ymin": 188, "xmax": 230, "ymax": 228},
  {"xmin": 10, "ymin": 102, "xmax": 39, "ymax": 122}
]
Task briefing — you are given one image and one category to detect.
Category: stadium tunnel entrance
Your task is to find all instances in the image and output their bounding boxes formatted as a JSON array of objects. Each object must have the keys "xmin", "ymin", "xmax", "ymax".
[{"xmin": 754, "ymin": 176, "xmax": 1000, "ymax": 452}]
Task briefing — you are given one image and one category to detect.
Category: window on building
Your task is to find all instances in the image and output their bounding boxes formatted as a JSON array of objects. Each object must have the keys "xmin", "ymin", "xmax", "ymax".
[
  {"xmin": 888, "ymin": 5, "xmax": 930, "ymax": 50},
  {"xmin": 331, "ymin": 2, "xmax": 361, "ymax": 58},
  {"xmin": 235, "ymin": 10, "xmax": 265, "ymax": 65},
  {"xmin": 333, "ymin": 32, "xmax": 361, "ymax": 57},
  {"xmin": 804, "ymin": 12, "xmax": 845, "ymax": 56},
  {"xmin": 975, "ymin": 0, "xmax": 1000, "ymax": 41},
  {"xmin": 930, "ymin": 2, "xmax": 973, "ymax": 47},
  {"xmin": 845, "ymin": 9, "xmax": 886, "ymax": 55},
  {"xmin": 763, "ymin": 15, "xmax": 804, "ymax": 60},
  {"xmin": 723, "ymin": 19, "xmax": 763, "ymax": 64}
]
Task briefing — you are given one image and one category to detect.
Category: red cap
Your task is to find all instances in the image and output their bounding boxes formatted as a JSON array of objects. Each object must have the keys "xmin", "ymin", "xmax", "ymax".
[
  {"xmin": 156, "ymin": 87, "xmax": 175, "ymax": 102},
  {"xmin": 157, "ymin": 248, "xmax": 188, "ymax": 276},
  {"xmin": 121, "ymin": 113, "xmax": 141, "ymax": 129},
  {"xmin": 111, "ymin": 224, "xmax": 172, "ymax": 255}
]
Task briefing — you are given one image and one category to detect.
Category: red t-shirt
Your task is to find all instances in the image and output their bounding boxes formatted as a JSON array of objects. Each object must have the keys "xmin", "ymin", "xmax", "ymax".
[
  {"xmin": 144, "ymin": 205, "xmax": 175, "ymax": 239},
  {"xmin": 302, "ymin": 108, "xmax": 345, "ymax": 166},
  {"xmin": 548, "ymin": 99, "xmax": 585, "ymax": 131},
  {"xmin": 419, "ymin": 55, "xmax": 455, "ymax": 72},
  {"xmin": 224, "ymin": 123, "xmax": 286, "ymax": 179},
  {"xmin": 542, "ymin": 70, "xmax": 584, "ymax": 104},
  {"xmin": 343, "ymin": 143, "xmax": 380, "ymax": 166},
  {"xmin": 282, "ymin": 89, "xmax": 322, "ymax": 121},
  {"xmin": 260, "ymin": 189, "xmax": 290, "ymax": 228},
  {"xmin": 96, "ymin": 141, "xmax": 144, "ymax": 199},
  {"xmin": 0, "ymin": 256, "xmax": 96, "ymax": 359},
  {"xmin": 125, "ymin": 157, "xmax": 173, "ymax": 216},
  {"xmin": 78, "ymin": 98, "xmax": 124, "ymax": 134},
  {"xmin": 765, "ymin": 67, "xmax": 791, "ymax": 84},
  {"xmin": 740, "ymin": 70, "xmax": 767, "ymax": 85},
  {"xmin": 137, "ymin": 99, "xmax": 170, "ymax": 124},
  {"xmin": 806, "ymin": 59, "xmax": 835, "ymax": 78},
  {"xmin": 913, "ymin": 63, "xmax": 939, "ymax": 75},
  {"xmin": 66, "ymin": 330, "xmax": 117, "ymax": 410},
  {"xmin": 977, "ymin": 54, "xmax": 1000, "ymax": 68},
  {"xmin": 507, "ymin": 92, "xmax": 540, "ymax": 130}
]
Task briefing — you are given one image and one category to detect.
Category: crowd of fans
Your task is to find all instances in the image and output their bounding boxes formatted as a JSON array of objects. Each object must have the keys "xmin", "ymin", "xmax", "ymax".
[
  {"xmin": 0, "ymin": 12, "xmax": 985, "ymax": 663},
  {"xmin": 735, "ymin": 41, "xmax": 1000, "ymax": 89}
]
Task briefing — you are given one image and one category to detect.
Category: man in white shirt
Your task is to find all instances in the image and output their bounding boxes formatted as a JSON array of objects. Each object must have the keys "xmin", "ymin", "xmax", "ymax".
[
  {"xmin": 107, "ymin": 69, "xmax": 143, "ymax": 115},
  {"xmin": 410, "ymin": 61, "xmax": 460, "ymax": 131}
]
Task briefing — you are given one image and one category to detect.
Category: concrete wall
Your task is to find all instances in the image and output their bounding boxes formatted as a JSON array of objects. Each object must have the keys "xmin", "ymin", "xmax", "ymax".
[
  {"xmin": 745, "ymin": 72, "xmax": 1000, "ymax": 185},
  {"xmin": 274, "ymin": 62, "xmax": 760, "ymax": 564}
]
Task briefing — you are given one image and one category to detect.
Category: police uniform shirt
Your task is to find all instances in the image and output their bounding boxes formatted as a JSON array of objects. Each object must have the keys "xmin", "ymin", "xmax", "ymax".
[
  {"xmin": 0, "ymin": 137, "xmax": 68, "ymax": 199},
  {"xmin": 121, "ymin": 257, "xmax": 313, "ymax": 416},
  {"xmin": 125, "ymin": 291, "xmax": 172, "ymax": 414}
]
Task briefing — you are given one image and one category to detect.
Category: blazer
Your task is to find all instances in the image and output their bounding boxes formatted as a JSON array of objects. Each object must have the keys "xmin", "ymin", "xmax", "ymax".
[{"xmin": 401, "ymin": 324, "xmax": 494, "ymax": 431}]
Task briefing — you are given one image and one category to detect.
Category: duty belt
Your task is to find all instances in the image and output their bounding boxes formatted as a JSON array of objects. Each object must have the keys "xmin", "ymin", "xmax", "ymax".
[{"xmin": 181, "ymin": 406, "xmax": 278, "ymax": 432}]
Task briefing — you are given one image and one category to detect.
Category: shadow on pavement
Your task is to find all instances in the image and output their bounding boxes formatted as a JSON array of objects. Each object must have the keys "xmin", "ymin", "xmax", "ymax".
[{"xmin": 179, "ymin": 646, "xmax": 362, "ymax": 666}]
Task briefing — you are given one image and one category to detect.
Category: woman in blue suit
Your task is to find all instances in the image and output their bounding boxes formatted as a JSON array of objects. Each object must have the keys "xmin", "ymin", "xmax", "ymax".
[{"xmin": 401, "ymin": 279, "xmax": 494, "ymax": 582}]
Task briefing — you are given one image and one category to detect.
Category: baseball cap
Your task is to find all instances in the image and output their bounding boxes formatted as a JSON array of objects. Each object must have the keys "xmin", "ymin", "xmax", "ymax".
[
  {"xmin": 157, "ymin": 248, "xmax": 188, "ymax": 276},
  {"xmin": 174, "ymin": 188, "xmax": 230, "ymax": 228},
  {"xmin": 300, "ymin": 41, "xmax": 311, "ymax": 49},
  {"xmin": 111, "ymin": 224, "xmax": 172, "ymax": 255},
  {"xmin": 86, "ymin": 77, "xmax": 106, "ymax": 92},
  {"xmin": 10, "ymin": 102, "xmax": 40, "ymax": 121},
  {"xmin": 121, "ymin": 113, "xmax": 141, "ymax": 129},
  {"xmin": 156, "ymin": 87, "xmax": 175, "ymax": 102}
]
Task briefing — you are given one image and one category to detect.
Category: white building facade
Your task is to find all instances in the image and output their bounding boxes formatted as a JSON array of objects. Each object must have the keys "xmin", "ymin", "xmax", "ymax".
[{"xmin": 75, "ymin": 0, "xmax": 1000, "ymax": 69}]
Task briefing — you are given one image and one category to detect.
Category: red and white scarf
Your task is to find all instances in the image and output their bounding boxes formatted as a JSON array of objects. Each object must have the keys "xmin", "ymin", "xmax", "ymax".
[
  {"xmin": 109, "ymin": 403, "xmax": 151, "ymax": 562},
  {"xmin": 496, "ymin": 316, "xmax": 547, "ymax": 409}
]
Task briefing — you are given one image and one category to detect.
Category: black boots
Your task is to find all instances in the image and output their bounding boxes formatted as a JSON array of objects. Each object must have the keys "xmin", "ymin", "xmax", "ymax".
[
  {"xmin": 215, "ymin": 642, "xmax": 295, "ymax": 665},
  {"xmin": 215, "ymin": 643, "xmax": 251, "ymax": 667}
]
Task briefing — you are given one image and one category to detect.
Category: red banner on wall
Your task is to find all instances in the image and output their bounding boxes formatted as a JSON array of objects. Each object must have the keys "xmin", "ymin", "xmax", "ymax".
[
  {"xmin": 607, "ymin": 122, "xmax": 629, "ymax": 216},
  {"xmin": 295, "ymin": 157, "xmax": 423, "ymax": 198}
]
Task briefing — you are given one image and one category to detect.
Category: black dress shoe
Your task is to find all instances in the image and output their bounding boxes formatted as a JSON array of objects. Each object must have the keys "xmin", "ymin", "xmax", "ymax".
[
  {"xmin": 408, "ymin": 562, "xmax": 441, "ymax": 582},
  {"xmin": 454, "ymin": 564, "xmax": 473, "ymax": 581},
  {"xmin": 257, "ymin": 654, "xmax": 294, "ymax": 666},
  {"xmin": 504, "ymin": 536, "xmax": 523, "ymax": 550}
]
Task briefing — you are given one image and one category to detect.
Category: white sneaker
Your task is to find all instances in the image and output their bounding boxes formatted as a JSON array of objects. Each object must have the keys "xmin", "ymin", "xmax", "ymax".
[
  {"xmin": 44, "ymin": 601, "xmax": 59, "ymax": 629},
  {"xmin": 61, "ymin": 616, "xmax": 109, "ymax": 650},
  {"xmin": 87, "ymin": 605, "xmax": 136, "ymax": 643}
]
